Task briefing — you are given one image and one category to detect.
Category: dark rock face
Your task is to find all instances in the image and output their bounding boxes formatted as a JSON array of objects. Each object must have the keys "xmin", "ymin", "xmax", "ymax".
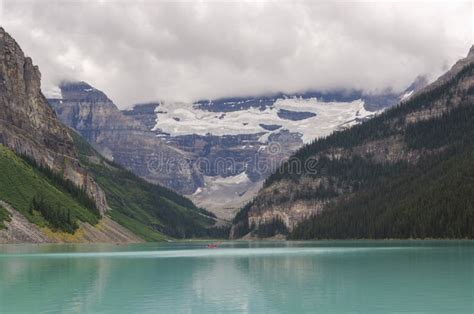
[
  {"xmin": 259, "ymin": 124, "xmax": 282, "ymax": 131},
  {"xmin": 160, "ymin": 131, "xmax": 302, "ymax": 181},
  {"xmin": 192, "ymin": 84, "xmax": 425, "ymax": 113},
  {"xmin": 194, "ymin": 97, "xmax": 275, "ymax": 112},
  {"xmin": 49, "ymin": 82, "xmax": 200, "ymax": 194},
  {"xmin": 123, "ymin": 102, "xmax": 159, "ymax": 130},
  {"xmin": 0, "ymin": 28, "xmax": 107, "ymax": 213},
  {"xmin": 277, "ymin": 109, "xmax": 316, "ymax": 121}
]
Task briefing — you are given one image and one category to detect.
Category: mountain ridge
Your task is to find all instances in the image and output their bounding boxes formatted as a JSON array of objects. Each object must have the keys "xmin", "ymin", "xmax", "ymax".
[{"xmin": 231, "ymin": 45, "xmax": 474, "ymax": 239}]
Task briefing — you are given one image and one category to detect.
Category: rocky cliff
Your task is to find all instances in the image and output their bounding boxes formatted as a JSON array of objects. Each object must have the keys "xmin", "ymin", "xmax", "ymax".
[
  {"xmin": 0, "ymin": 27, "xmax": 107, "ymax": 213},
  {"xmin": 231, "ymin": 45, "xmax": 474, "ymax": 239},
  {"xmin": 49, "ymin": 82, "xmax": 200, "ymax": 194}
]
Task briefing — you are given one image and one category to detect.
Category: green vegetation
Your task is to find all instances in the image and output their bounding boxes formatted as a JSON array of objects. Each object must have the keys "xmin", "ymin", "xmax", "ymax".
[
  {"xmin": 231, "ymin": 202, "xmax": 252, "ymax": 238},
  {"xmin": 291, "ymin": 148, "xmax": 474, "ymax": 239},
  {"xmin": 231, "ymin": 205, "xmax": 289, "ymax": 238},
  {"xmin": 234, "ymin": 61, "xmax": 474, "ymax": 239},
  {"xmin": 287, "ymin": 69, "xmax": 474, "ymax": 239},
  {"xmin": 30, "ymin": 195, "xmax": 78, "ymax": 233},
  {"xmin": 287, "ymin": 85, "xmax": 474, "ymax": 239},
  {"xmin": 199, "ymin": 207, "xmax": 217, "ymax": 219},
  {"xmin": 21, "ymin": 155, "xmax": 100, "ymax": 218},
  {"xmin": 0, "ymin": 204, "xmax": 11, "ymax": 229},
  {"xmin": 69, "ymin": 131, "xmax": 226, "ymax": 241},
  {"xmin": 266, "ymin": 64, "xmax": 474, "ymax": 188},
  {"xmin": 253, "ymin": 217, "xmax": 289, "ymax": 238},
  {"xmin": 405, "ymin": 103, "xmax": 474, "ymax": 150},
  {"xmin": 0, "ymin": 144, "xmax": 99, "ymax": 232},
  {"xmin": 0, "ymin": 132, "xmax": 227, "ymax": 239}
]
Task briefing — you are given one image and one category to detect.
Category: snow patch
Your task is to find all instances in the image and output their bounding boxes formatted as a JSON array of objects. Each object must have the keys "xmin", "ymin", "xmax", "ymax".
[
  {"xmin": 192, "ymin": 187, "xmax": 202, "ymax": 196},
  {"xmin": 153, "ymin": 97, "xmax": 376, "ymax": 144},
  {"xmin": 401, "ymin": 90, "xmax": 414, "ymax": 100}
]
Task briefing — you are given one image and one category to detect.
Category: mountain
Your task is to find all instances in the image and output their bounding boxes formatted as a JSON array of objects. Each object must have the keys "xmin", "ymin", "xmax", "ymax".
[
  {"xmin": 69, "ymin": 131, "xmax": 224, "ymax": 241},
  {"xmin": 0, "ymin": 27, "xmax": 218, "ymax": 243},
  {"xmin": 51, "ymin": 76, "xmax": 421, "ymax": 219},
  {"xmin": 48, "ymin": 82, "xmax": 200, "ymax": 194},
  {"xmin": 0, "ymin": 27, "xmax": 107, "ymax": 213},
  {"xmin": 231, "ymin": 45, "xmax": 474, "ymax": 239},
  {"xmin": 0, "ymin": 143, "xmax": 142, "ymax": 243},
  {"xmin": 125, "ymin": 83, "xmax": 424, "ymax": 218},
  {"xmin": 0, "ymin": 27, "xmax": 127, "ymax": 242}
]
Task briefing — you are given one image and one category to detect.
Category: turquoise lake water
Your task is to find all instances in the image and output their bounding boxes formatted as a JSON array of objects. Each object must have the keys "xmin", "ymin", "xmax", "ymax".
[{"xmin": 0, "ymin": 241, "xmax": 473, "ymax": 313}]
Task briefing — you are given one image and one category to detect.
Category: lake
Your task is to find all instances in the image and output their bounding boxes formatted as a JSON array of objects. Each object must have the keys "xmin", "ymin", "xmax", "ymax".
[{"xmin": 0, "ymin": 241, "xmax": 473, "ymax": 313}]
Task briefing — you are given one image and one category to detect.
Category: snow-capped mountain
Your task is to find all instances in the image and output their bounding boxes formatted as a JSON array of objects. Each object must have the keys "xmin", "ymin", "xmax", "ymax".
[
  {"xmin": 121, "ymin": 83, "xmax": 425, "ymax": 219},
  {"xmin": 48, "ymin": 82, "xmax": 201, "ymax": 195},
  {"xmin": 50, "ymin": 80, "xmax": 426, "ymax": 219},
  {"xmin": 150, "ymin": 98, "xmax": 372, "ymax": 144}
]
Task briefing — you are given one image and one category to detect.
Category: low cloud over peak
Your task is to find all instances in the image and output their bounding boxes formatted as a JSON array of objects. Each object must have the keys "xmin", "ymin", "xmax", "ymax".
[{"xmin": 2, "ymin": 0, "xmax": 472, "ymax": 108}]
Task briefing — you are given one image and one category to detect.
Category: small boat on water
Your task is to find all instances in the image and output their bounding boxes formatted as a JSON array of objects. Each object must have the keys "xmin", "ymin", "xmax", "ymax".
[{"xmin": 207, "ymin": 244, "xmax": 218, "ymax": 249}]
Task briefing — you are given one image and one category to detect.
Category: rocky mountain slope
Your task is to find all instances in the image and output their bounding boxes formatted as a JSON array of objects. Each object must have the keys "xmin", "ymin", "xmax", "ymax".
[
  {"xmin": 48, "ymin": 82, "xmax": 199, "ymax": 194},
  {"xmin": 70, "ymin": 131, "xmax": 224, "ymax": 241},
  {"xmin": 232, "ymin": 45, "xmax": 474, "ymax": 239},
  {"xmin": 0, "ymin": 27, "xmax": 218, "ymax": 243},
  {"xmin": 0, "ymin": 27, "xmax": 107, "ymax": 213},
  {"xmin": 0, "ymin": 27, "xmax": 131, "ymax": 243}
]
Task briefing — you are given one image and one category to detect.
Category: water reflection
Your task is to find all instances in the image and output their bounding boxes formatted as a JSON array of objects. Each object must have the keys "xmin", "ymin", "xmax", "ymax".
[{"xmin": 0, "ymin": 241, "xmax": 473, "ymax": 313}]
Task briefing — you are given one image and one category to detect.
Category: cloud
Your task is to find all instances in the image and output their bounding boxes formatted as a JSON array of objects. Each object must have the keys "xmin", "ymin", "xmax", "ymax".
[{"xmin": 1, "ymin": 0, "xmax": 472, "ymax": 108}]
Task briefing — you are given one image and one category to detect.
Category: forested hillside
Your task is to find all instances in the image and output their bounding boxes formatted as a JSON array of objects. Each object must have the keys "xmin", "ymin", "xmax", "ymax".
[
  {"xmin": 0, "ymin": 144, "xmax": 100, "ymax": 233},
  {"xmin": 232, "ymin": 47, "xmax": 474, "ymax": 239}
]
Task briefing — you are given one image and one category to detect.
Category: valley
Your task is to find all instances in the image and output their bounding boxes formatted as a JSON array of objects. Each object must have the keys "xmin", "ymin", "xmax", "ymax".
[
  {"xmin": 0, "ymin": 26, "xmax": 471, "ymax": 243},
  {"xmin": 49, "ymin": 80, "xmax": 420, "ymax": 219}
]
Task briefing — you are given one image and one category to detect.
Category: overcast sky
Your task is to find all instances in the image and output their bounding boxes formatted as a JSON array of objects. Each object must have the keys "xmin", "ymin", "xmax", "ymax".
[{"xmin": 1, "ymin": 0, "xmax": 472, "ymax": 108}]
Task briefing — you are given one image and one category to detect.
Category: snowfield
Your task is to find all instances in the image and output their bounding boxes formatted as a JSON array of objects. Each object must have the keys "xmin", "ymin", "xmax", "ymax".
[{"xmin": 152, "ymin": 97, "xmax": 375, "ymax": 143}]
